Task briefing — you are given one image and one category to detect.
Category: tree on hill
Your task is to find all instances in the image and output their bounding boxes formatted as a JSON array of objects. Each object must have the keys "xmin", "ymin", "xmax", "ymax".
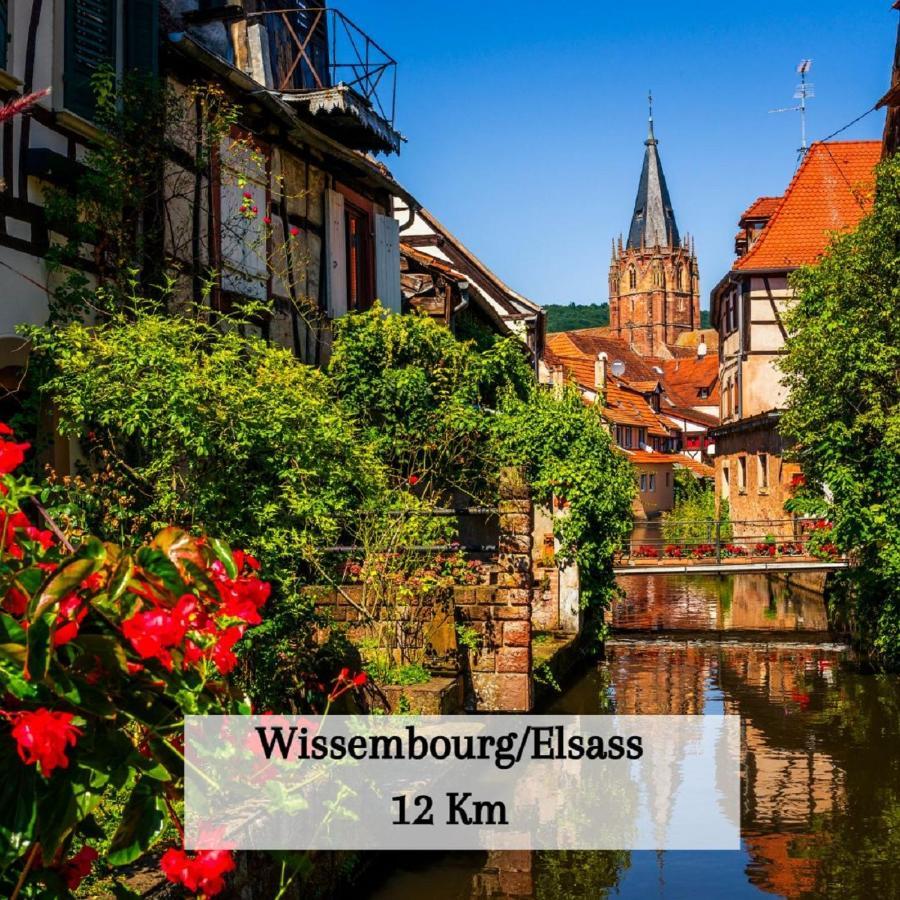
[{"xmin": 544, "ymin": 302, "xmax": 710, "ymax": 333}]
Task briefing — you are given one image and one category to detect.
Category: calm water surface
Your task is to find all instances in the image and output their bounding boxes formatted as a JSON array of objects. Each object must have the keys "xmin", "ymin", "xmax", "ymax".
[{"xmin": 367, "ymin": 572, "xmax": 900, "ymax": 899}]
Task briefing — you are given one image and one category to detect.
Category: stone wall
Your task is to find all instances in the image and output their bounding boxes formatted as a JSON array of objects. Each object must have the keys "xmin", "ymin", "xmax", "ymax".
[
  {"xmin": 313, "ymin": 467, "xmax": 537, "ymax": 712},
  {"xmin": 457, "ymin": 468, "xmax": 534, "ymax": 712}
]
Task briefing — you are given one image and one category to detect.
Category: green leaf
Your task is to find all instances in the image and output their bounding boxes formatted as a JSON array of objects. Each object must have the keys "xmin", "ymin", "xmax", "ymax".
[
  {"xmin": 25, "ymin": 616, "xmax": 52, "ymax": 683},
  {"xmin": 32, "ymin": 549, "xmax": 105, "ymax": 620},
  {"xmin": 107, "ymin": 552, "xmax": 135, "ymax": 604},
  {"xmin": 134, "ymin": 548, "xmax": 186, "ymax": 596},
  {"xmin": 0, "ymin": 741, "xmax": 37, "ymax": 869},
  {"xmin": 208, "ymin": 537, "xmax": 238, "ymax": 579},
  {"xmin": 106, "ymin": 778, "xmax": 167, "ymax": 866},
  {"xmin": 0, "ymin": 612, "xmax": 26, "ymax": 644}
]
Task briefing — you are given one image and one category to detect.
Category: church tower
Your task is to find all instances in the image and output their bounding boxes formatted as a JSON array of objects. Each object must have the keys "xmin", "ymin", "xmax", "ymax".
[{"xmin": 609, "ymin": 99, "xmax": 700, "ymax": 357}]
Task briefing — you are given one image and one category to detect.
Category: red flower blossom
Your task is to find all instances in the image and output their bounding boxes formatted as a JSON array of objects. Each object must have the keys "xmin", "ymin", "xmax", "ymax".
[
  {"xmin": 9, "ymin": 708, "xmax": 82, "ymax": 776},
  {"xmin": 2, "ymin": 586, "xmax": 28, "ymax": 617},
  {"xmin": 52, "ymin": 593, "xmax": 88, "ymax": 647},
  {"xmin": 121, "ymin": 608, "xmax": 187, "ymax": 669},
  {"xmin": 242, "ymin": 190, "xmax": 253, "ymax": 200},
  {"xmin": 289, "ymin": 226, "xmax": 300, "ymax": 237},
  {"xmin": 0, "ymin": 436, "xmax": 29, "ymax": 474},
  {"xmin": 161, "ymin": 848, "xmax": 235, "ymax": 897},
  {"xmin": 262, "ymin": 215, "xmax": 272, "ymax": 225},
  {"xmin": 408, "ymin": 474, "xmax": 420, "ymax": 486},
  {"xmin": 58, "ymin": 846, "xmax": 99, "ymax": 890},
  {"xmin": 211, "ymin": 625, "xmax": 244, "ymax": 675},
  {"xmin": 23, "ymin": 525, "xmax": 55, "ymax": 551}
]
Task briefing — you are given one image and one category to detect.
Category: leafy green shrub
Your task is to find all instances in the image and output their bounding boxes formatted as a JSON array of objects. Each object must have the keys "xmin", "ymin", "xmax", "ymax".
[
  {"xmin": 781, "ymin": 152, "xmax": 900, "ymax": 663},
  {"xmin": 25, "ymin": 312, "xmax": 388, "ymax": 710}
]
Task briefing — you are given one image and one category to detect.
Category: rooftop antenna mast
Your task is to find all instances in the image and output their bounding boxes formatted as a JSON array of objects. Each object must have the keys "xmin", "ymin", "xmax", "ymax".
[{"xmin": 769, "ymin": 59, "xmax": 814, "ymax": 162}]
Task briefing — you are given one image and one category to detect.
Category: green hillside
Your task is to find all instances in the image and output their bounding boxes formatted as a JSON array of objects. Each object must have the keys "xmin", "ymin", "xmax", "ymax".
[{"xmin": 544, "ymin": 302, "xmax": 710, "ymax": 333}]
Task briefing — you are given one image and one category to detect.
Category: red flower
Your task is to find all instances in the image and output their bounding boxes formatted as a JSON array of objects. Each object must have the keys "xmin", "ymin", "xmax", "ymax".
[
  {"xmin": 408, "ymin": 474, "xmax": 420, "ymax": 486},
  {"xmin": 24, "ymin": 525, "xmax": 55, "ymax": 551},
  {"xmin": 211, "ymin": 626, "xmax": 244, "ymax": 675},
  {"xmin": 262, "ymin": 215, "xmax": 272, "ymax": 225},
  {"xmin": 161, "ymin": 848, "xmax": 235, "ymax": 897},
  {"xmin": 58, "ymin": 846, "xmax": 99, "ymax": 890},
  {"xmin": 242, "ymin": 191, "xmax": 253, "ymax": 200},
  {"xmin": 121, "ymin": 608, "xmax": 187, "ymax": 669},
  {"xmin": 52, "ymin": 593, "xmax": 88, "ymax": 647},
  {"xmin": 352, "ymin": 672, "xmax": 367, "ymax": 687},
  {"xmin": 2, "ymin": 586, "xmax": 28, "ymax": 617},
  {"xmin": 0, "ymin": 437, "xmax": 29, "ymax": 474},
  {"xmin": 9, "ymin": 708, "xmax": 82, "ymax": 776},
  {"xmin": 289, "ymin": 226, "xmax": 300, "ymax": 237}
]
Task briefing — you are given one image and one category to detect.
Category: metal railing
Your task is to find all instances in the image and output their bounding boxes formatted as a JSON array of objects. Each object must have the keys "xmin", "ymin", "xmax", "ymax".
[
  {"xmin": 619, "ymin": 518, "xmax": 841, "ymax": 566},
  {"xmin": 245, "ymin": 7, "xmax": 398, "ymax": 127}
]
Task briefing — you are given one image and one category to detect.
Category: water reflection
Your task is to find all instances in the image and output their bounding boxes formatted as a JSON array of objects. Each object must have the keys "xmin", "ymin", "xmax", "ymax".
[{"xmin": 367, "ymin": 574, "xmax": 900, "ymax": 899}]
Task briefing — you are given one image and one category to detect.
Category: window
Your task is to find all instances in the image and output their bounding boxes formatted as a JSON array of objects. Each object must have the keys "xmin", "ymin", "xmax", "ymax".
[
  {"xmin": 640, "ymin": 474, "xmax": 647, "ymax": 492},
  {"xmin": 653, "ymin": 264, "xmax": 663, "ymax": 287},
  {"xmin": 722, "ymin": 465, "xmax": 730, "ymax": 499},
  {"xmin": 345, "ymin": 203, "xmax": 372, "ymax": 311},
  {"xmin": 64, "ymin": 0, "xmax": 158, "ymax": 120},
  {"xmin": 758, "ymin": 453, "xmax": 769, "ymax": 492},
  {"xmin": 738, "ymin": 456, "xmax": 747, "ymax": 493},
  {"xmin": 699, "ymin": 387, "xmax": 710, "ymax": 399},
  {"xmin": 648, "ymin": 474, "xmax": 656, "ymax": 492},
  {"xmin": 675, "ymin": 264, "xmax": 683, "ymax": 290},
  {"xmin": 665, "ymin": 472, "xmax": 670, "ymax": 487},
  {"xmin": 628, "ymin": 266, "xmax": 637, "ymax": 290}
]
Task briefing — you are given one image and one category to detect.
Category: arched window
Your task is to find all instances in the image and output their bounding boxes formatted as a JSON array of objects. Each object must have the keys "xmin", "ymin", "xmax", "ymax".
[
  {"xmin": 628, "ymin": 266, "xmax": 637, "ymax": 290},
  {"xmin": 653, "ymin": 263, "xmax": 663, "ymax": 288},
  {"xmin": 675, "ymin": 264, "xmax": 683, "ymax": 290}
]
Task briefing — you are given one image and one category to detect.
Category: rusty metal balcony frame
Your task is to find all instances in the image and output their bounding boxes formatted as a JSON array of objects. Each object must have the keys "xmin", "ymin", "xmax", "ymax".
[{"xmin": 245, "ymin": 7, "xmax": 397, "ymax": 129}]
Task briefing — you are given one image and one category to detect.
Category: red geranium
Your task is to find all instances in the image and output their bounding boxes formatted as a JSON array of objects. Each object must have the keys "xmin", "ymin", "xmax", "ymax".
[
  {"xmin": 161, "ymin": 848, "xmax": 235, "ymax": 897},
  {"xmin": 8, "ymin": 708, "xmax": 82, "ymax": 776}
]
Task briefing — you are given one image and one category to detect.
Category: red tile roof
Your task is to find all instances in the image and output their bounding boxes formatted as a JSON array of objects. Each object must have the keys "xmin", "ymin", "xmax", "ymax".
[
  {"xmin": 660, "ymin": 355, "xmax": 720, "ymax": 406},
  {"xmin": 740, "ymin": 196, "xmax": 782, "ymax": 221},
  {"xmin": 542, "ymin": 341, "xmax": 672, "ymax": 437},
  {"xmin": 623, "ymin": 450, "xmax": 683, "ymax": 466},
  {"xmin": 734, "ymin": 141, "xmax": 880, "ymax": 272},
  {"xmin": 546, "ymin": 330, "xmax": 663, "ymax": 383}
]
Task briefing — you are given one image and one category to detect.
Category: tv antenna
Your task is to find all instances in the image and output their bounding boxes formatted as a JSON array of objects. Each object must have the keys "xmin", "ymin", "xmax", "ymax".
[{"xmin": 769, "ymin": 59, "xmax": 814, "ymax": 161}]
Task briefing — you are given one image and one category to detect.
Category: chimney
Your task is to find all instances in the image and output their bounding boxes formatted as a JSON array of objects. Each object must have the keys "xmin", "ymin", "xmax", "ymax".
[{"xmin": 594, "ymin": 352, "xmax": 608, "ymax": 394}]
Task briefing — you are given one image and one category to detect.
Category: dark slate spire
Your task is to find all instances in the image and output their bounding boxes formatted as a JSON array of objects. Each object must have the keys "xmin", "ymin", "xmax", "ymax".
[{"xmin": 626, "ymin": 94, "xmax": 680, "ymax": 249}]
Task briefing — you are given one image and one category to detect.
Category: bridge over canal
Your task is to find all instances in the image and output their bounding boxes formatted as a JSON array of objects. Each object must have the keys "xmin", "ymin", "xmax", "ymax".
[{"xmin": 614, "ymin": 517, "xmax": 850, "ymax": 577}]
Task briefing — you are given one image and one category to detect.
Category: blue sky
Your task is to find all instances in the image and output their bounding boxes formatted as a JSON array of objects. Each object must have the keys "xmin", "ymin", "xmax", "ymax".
[{"xmin": 339, "ymin": 1, "xmax": 895, "ymax": 308}]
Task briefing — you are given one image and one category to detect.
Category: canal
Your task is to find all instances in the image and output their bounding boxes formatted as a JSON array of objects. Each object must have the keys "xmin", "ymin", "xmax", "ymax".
[{"xmin": 367, "ymin": 571, "xmax": 900, "ymax": 899}]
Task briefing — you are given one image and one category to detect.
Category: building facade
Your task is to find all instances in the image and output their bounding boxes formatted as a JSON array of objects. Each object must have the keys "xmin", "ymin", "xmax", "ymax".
[
  {"xmin": 710, "ymin": 141, "xmax": 881, "ymax": 535},
  {"xmin": 608, "ymin": 113, "xmax": 700, "ymax": 357}
]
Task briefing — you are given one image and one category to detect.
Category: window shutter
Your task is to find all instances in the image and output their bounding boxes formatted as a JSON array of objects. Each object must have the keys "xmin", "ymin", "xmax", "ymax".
[
  {"xmin": 374, "ymin": 213, "xmax": 401, "ymax": 314},
  {"xmin": 125, "ymin": 0, "xmax": 159, "ymax": 76},
  {"xmin": 64, "ymin": 0, "xmax": 117, "ymax": 120},
  {"xmin": 325, "ymin": 189, "xmax": 347, "ymax": 318},
  {"xmin": 0, "ymin": 2, "xmax": 8, "ymax": 70}
]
